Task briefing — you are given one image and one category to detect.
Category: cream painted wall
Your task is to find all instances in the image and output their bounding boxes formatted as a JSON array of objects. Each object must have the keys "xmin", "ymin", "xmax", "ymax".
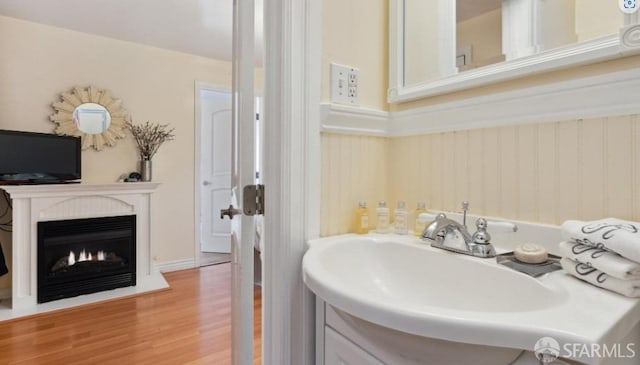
[
  {"xmin": 575, "ymin": 0, "xmax": 621, "ymax": 42},
  {"xmin": 0, "ymin": 15, "xmax": 233, "ymax": 275},
  {"xmin": 404, "ymin": 0, "xmax": 440, "ymax": 85},
  {"xmin": 456, "ymin": 8, "xmax": 503, "ymax": 68},
  {"xmin": 322, "ymin": 0, "xmax": 388, "ymax": 110},
  {"xmin": 539, "ymin": 0, "xmax": 576, "ymax": 51}
]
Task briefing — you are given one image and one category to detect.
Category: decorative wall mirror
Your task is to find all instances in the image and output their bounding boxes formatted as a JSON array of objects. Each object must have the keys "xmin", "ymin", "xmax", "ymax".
[
  {"xmin": 389, "ymin": 0, "xmax": 640, "ymax": 102},
  {"xmin": 50, "ymin": 86, "xmax": 130, "ymax": 151}
]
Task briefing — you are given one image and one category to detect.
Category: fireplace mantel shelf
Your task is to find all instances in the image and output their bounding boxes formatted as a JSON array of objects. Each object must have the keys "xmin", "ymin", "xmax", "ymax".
[
  {"xmin": 0, "ymin": 182, "xmax": 168, "ymax": 321},
  {"xmin": 0, "ymin": 182, "xmax": 161, "ymax": 198}
]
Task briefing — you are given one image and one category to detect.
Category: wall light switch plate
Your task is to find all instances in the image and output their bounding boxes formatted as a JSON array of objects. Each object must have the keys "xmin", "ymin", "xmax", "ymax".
[{"xmin": 331, "ymin": 63, "xmax": 359, "ymax": 105}]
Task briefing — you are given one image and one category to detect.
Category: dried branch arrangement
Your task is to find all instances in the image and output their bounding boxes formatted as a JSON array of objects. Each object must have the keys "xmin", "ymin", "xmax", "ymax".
[{"xmin": 126, "ymin": 121, "xmax": 175, "ymax": 160}]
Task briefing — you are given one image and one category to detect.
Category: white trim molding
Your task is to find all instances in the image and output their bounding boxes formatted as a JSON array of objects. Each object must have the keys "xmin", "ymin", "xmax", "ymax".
[
  {"xmin": 620, "ymin": 23, "xmax": 640, "ymax": 52},
  {"xmin": 154, "ymin": 258, "xmax": 196, "ymax": 273},
  {"xmin": 390, "ymin": 35, "xmax": 622, "ymax": 102},
  {"xmin": 193, "ymin": 82, "xmax": 231, "ymax": 269},
  {"xmin": 321, "ymin": 67, "xmax": 640, "ymax": 137},
  {"xmin": 320, "ymin": 103, "xmax": 389, "ymax": 136},
  {"xmin": 389, "ymin": 0, "xmax": 631, "ymax": 103},
  {"xmin": 390, "ymin": 67, "xmax": 640, "ymax": 135},
  {"xmin": 264, "ymin": 0, "xmax": 320, "ymax": 364}
]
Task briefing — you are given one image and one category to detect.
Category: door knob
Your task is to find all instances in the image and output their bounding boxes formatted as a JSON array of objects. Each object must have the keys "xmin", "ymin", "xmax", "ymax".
[
  {"xmin": 203, "ymin": 180, "xmax": 212, "ymax": 186},
  {"xmin": 220, "ymin": 205, "xmax": 241, "ymax": 220}
]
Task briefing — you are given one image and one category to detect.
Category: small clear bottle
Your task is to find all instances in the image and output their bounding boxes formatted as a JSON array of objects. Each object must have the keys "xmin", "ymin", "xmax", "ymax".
[
  {"xmin": 354, "ymin": 201, "xmax": 369, "ymax": 234},
  {"xmin": 394, "ymin": 201, "xmax": 408, "ymax": 234},
  {"xmin": 376, "ymin": 201, "xmax": 390, "ymax": 233},
  {"xmin": 414, "ymin": 202, "xmax": 428, "ymax": 236}
]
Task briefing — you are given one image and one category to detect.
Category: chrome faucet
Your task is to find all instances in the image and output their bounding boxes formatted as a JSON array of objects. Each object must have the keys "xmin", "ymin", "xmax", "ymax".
[{"xmin": 422, "ymin": 205, "xmax": 496, "ymax": 258}]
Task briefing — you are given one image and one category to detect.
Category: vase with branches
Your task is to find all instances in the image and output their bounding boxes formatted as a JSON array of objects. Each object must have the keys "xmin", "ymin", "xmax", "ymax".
[{"xmin": 127, "ymin": 121, "xmax": 175, "ymax": 181}]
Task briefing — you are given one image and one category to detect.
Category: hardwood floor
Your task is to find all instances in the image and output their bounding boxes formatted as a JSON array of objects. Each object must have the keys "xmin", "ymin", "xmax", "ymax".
[{"xmin": 0, "ymin": 263, "xmax": 262, "ymax": 365}]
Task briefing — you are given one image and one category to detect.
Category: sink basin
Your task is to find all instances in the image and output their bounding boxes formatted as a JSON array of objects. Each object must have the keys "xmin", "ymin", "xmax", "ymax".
[
  {"xmin": 303, "ymin": 233, "xmax": 640, "ymax": 364},
  {"xmin": 317, "ymin": 238, "xmax": 566, "ymax": 313}
]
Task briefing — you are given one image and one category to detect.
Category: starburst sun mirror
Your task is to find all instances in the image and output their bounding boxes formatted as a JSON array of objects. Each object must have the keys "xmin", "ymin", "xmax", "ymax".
[{"xmin": 50, "ymin": 86, "xmax": 130, "ymax": 151}]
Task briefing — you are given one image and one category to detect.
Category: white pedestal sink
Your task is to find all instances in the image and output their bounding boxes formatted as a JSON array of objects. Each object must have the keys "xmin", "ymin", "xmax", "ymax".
[{"xmin": 303, "ymin": 229, "xmax": 640, "ymax": 365}]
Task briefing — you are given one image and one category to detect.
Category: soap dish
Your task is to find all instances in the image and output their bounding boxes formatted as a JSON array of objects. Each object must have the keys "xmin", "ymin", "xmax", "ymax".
[{"xmin": 496, "ymin": 252, "xmax": 562, "ymax": 278}]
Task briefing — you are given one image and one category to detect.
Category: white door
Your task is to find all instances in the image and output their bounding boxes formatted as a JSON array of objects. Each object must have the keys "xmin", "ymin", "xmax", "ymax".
[
  {"xmin": 225, "ymin": 0, "xmax": 257, "ymax": 364},
  {"xmin": 199, "ymin": 89, "xmax": 232, "ymax": 253}
]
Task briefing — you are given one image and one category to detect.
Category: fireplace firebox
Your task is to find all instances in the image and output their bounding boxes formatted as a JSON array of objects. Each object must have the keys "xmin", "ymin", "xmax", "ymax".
[{"xmin": 37, "ymin": 215, "xmax": 136, "ymax": 303}]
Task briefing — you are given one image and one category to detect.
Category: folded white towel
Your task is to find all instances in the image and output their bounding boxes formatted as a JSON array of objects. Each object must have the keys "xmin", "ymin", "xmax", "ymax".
[
  {"xmin": 561, "ymin": 218, "xmax": 640, "ymax": 263},
  {"xmin": 561, "ymin": 258, "xmax": 640, "ymax": 298},
  {"xmin": 558, "ymin": 241, "xmax": 640, "ymax": 280}
]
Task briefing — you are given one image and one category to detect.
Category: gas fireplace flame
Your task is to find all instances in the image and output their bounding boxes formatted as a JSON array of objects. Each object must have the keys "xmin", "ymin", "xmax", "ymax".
[{"xmin": 67, "ymin": 249, "xmax": 107, "ymax": 266}]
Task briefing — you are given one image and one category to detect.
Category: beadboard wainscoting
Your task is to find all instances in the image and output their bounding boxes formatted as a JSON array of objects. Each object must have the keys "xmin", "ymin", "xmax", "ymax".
[
  {"xmin": 319, "ymin": 64, "xmax": 640, "ymax": 235},
  {"xmin": 320, "ymin": 134, "xmax": 389, "ymax": 236},
  {"xmin": 388, "ymin": 115, "xmax": 640, "ymax": 226},
  {"xmin": 321, "ymin": 116, "xmax": 640, "ymax": 235}
]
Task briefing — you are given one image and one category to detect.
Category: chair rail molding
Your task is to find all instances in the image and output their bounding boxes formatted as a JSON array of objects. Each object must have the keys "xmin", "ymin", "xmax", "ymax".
[
  {"xmin": 320, "ymin": 103, "xmax": 389, "ymax": 136},
  {"xmin": 320, "ymin": 67, "xmax": 640, "ymax": 137}
]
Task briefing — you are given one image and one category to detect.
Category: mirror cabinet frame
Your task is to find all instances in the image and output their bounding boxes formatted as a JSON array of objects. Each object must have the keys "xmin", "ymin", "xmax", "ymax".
[{"xmin": 389, "ymin": 0, "xmax": 640, "ymax": 103}]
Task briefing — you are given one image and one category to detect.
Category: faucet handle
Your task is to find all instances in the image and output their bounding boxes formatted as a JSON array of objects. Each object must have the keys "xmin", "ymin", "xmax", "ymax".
[
  {"xmin": 434, "ymin": 213, "xmax": 447, "ymax": 240},
  {"xmin": 472, "ymin": 218, "xmax": 492, "ymax": 244}
]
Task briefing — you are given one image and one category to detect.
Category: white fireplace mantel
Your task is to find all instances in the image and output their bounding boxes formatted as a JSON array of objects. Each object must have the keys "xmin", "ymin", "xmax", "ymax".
[{"xmin": 0, "ymin": 182, "xmax": 168, "ymax": 320}]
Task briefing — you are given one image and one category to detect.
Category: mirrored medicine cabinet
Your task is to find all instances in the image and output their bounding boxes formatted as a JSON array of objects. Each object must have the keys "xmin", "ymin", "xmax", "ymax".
[{"xmin": 389, "ymin": 0, "xmax": 640, "ymax": 103}]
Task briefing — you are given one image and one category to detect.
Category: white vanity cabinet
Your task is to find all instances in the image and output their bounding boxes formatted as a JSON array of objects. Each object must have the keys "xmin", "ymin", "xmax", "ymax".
[
  {"xmin": 317, "ymin": 298, "xmax": 386, "ymax": 365},
  {"xmin": 306, "ymin": 234, "xmax": 640, "ymax": 365},
  {"xmin": 316, "ymin": 298, "xmax": 531, "ymax": 365},
  {"xmin": 324, "ymin": 327, "xmax": 385, "ymax": 365}
]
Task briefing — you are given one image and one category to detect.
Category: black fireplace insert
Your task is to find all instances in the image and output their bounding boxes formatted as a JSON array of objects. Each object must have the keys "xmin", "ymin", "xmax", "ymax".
[{"xmin": 37, "ymin": 215, "xmax": 136, "ymax": 303}]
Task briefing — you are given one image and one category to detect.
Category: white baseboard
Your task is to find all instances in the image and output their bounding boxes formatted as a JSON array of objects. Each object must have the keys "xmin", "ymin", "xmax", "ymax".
[{"xmin": 154, "ymin": 258, "xmax": 196, "ymax": 273}]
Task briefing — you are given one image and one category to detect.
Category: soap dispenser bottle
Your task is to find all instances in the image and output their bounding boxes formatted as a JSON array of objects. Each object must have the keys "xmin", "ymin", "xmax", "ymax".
[
  {"xmin": 414, "ymin": 202, "xmax": 428, "ymax": 236},
  {"xmin": 376, "ymin": 201, "xmax": 390, "ymax": 233},
  {"xmin": 394, "ymin": 201, "xmax": 408, "ymax": 234},
  {"xmin": 354, "ymin": 201, "xmax": 369, "ymax": 234}
]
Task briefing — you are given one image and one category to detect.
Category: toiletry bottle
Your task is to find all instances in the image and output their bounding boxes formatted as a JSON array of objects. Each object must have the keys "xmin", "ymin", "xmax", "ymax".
[
  {"xmin": 394, "ymin": 201, "xmax": 408, "ymax": 234},
  {"xmin": 354, "ymin": 201, "xmax": 369, "ymax": 234},
  {"xmin": 414, "ymin": 202, "xmax": 428, "ymax": 236},
  {"xmin": 376, "ymin": 201, "xmax": 390, "ymax": 233}
]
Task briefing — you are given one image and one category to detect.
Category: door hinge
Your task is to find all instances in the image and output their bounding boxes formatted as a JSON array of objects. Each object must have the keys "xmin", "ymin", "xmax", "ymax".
[{"xmin": 243, "ymin": 184, "xmax": 264, "ymax": 216}]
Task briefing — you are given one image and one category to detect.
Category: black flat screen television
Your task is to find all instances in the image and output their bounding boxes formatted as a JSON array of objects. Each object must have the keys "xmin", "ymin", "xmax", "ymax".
[{"xmin": 0, "ymin": 129, "xmax": 81, "ymax": 184}]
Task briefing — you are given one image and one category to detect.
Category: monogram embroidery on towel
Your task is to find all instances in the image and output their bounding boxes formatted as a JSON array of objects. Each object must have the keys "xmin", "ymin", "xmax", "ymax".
[
  {"xmin": 573, "ymin": 237, "xmax": 605, "ymax": 248},
  {"xmin": 581, "ymin": 222, "xmax": 638, "ymax": 239},
  {"xmin": 571, "ymin": 243, "xmax": 607, "ymax": 259},
  {"xmin": 575, "ymin": 262, "xmax": 608, "ymax": 284}
]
